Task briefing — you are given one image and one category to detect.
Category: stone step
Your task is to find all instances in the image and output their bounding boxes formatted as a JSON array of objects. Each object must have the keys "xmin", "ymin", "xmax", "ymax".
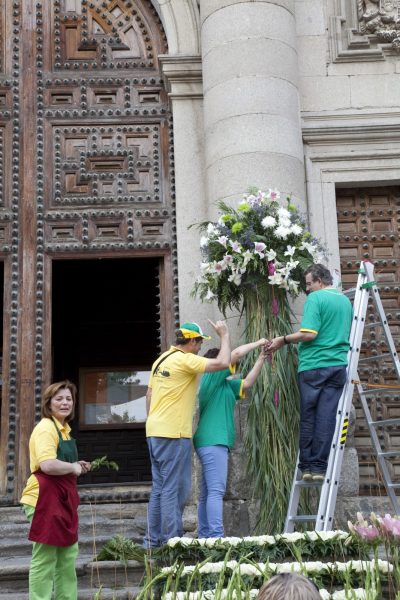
[
  {"xmin": 0, "ymin": 555, "xmax": 144, "ymax": 596},
  {"xmin": 0, "ymin": 503, "xmax": 150, "ymax": 558},
  {"xmin": 0, "ymin": 588, "xmax": 140, "ymax": 599}
]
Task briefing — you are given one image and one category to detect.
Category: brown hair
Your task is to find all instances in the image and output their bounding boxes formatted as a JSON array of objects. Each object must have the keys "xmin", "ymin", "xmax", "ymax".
[
  {"xmin": 41, "ymin": 380, "xmax": 77, "ymax": 422},
  {"xmin": 257, "ymin": 573, "xmax": 321, "ymax": 600}
]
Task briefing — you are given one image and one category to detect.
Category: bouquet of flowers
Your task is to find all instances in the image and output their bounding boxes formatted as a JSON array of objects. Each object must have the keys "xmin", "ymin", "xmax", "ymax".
[
  {"xmin": 193, "ymin": 189, "xmax": 326, "ymax": 533},
  {"xmin": 193, "ymin": 188, "xmax": 325, "ymax": 314}
]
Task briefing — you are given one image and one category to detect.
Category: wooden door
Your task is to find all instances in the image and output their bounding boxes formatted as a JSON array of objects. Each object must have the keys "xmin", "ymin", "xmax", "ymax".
[
  {"xmin": 0, "ymin": 0, "xmax": 177, "ymax": 503},
  {"xmin": 337, "ymin": 186, "xmax": 400, "ymax": 495}
]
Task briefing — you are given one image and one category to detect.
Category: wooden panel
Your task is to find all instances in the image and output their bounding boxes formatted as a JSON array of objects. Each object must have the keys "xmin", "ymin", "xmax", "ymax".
[
  {"xmin": 337, "ymin": 187, "xmax": 400, "ymax": 495},
  {"xmin": 0, "ymin": 0, "xmax": 178, "ymax": 503}
]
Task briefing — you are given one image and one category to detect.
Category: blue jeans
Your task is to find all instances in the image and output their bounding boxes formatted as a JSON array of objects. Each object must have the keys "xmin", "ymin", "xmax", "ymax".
[
  {"xmin": 196, "ymin": 445, "xmax": 229, "ymax": 538},
  {"xmin": 144, "ymin": 437, "xmax": 192, "ymax": 547},
  {"xmin": 298, "ymin": 365, "xmax": 347, "ymax": 474}
]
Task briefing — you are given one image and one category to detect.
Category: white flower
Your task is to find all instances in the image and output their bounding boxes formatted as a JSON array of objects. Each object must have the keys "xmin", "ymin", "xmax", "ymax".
[
  {"xmin": 266, "ymin": 249, "xmax": 277, "ymax": 261},
  {"xmin": 290, "ymin": 223, "xmax": 303, "ymax": 235},
  {"xmin": 284, "ymin": 245, "xmax": 296, "ymax": 257},
  {"xmin": 217, "ymin": 235, "xmax": 228, "ymax": 247},
  {"xmin": 254, "ymin": 242, "xmax": 266, "ymax": 258},
  {"xmin": 200, "ymin": 262, "xmax": 211, "ymax": 273},
  {"xmin": 275, "ymin": 225, "xmax": 291, "ymax": 239},
  {"xmin": 277, "ymin": 207, "xmax": 291, "ymax": 221},
  {"xmin": 268, "ymin": 272, "xmax": 284, "ymax": 286},
  {"xmin": 223, "ymin": 254, "xmax": 233, "ymax": 266},
  {"xmin": 207, "ymin": 223, "xmax": 217, "ymax": 236},
  {"xmin": 261, "ymin": 216, "xmax": 276, "ymax": 228},
  {"xmin": 228, "ymin": 271, "xmax": 242, "ymax": 286},
  {"xmin": 242, "ymin": 250, "xmax": 254, "ymax": 266},
  {"xmin": 200, "ymin": 236, "xmax": 209, "ymax": 248},
  {"xmin": 205, "ymin": 289, "xmax": 215, "ymax": 301},
  {"xmin": 229, "ymin": 240, "xmax": 242, "ymax": 253},
  {"xmin": 288, "ymin": 279, "xmax": 300, "ymax": 295}
]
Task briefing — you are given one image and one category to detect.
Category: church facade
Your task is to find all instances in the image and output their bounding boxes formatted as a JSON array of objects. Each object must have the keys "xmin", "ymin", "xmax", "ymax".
[{"xmin": 0, "ymin": 0, "xmax": 399, "ymax": 521}]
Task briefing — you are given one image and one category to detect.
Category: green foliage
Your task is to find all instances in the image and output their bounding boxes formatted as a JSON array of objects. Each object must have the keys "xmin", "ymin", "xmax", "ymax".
[
  {"xmin": 90, "ymin": 455, "xmax": 119, "ymax": 472},
  {"xmin": 96, "ymin": 534, "xmax": 145, "ymax": 564}
]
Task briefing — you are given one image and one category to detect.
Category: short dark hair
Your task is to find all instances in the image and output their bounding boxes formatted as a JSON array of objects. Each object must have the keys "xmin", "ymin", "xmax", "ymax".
[
  {"xmin": 41, "ymin": 380, "xmax": 77, "ymax": 422},
  {"xmin": 304, "ymin": 263, "xmax": 332, "ymax": 286},
  {"xmin": 257, "ymin": 573, "xmax": 321, "ymax": 600},
  {"xmin": 204, "ymin": 347, "xmax": 219, "ymax": 359},
  {"xmin": 175, "ymin": 330, "xmax": 202, "ymax": 345}
]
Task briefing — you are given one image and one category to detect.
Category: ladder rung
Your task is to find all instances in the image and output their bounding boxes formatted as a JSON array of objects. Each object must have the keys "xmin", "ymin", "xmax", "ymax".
[
  {"xmin": 344, "ymin": 288, "xmax": 357, "ymax": 298},
  {"xmin": 364, "ymin": 322, "xmax": 382, "ymax": 329},
  {"xmin": 361, "ymin": 387, "xmax": 400, "ymax": 395},
  {"xmin": 388, "ymin": 483, "xmax": 400, "ymax": 490},
  {"xmin": 358, "ymin": 353, "xmax": 393, "ymax": 363},
  {"xmin": 379, "ymin": 451, "xmax": 400, "ymax": 459},
  {"xmin": 288, "ymin": 515, "xmax": 318, "ymax": 522},
  {"xmin": 371, "ymin": 418, "xmax": 400, "ymax": 428}
]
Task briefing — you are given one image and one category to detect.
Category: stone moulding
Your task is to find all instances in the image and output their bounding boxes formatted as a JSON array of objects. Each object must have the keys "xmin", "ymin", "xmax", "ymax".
[{"xmin": 329, "ymin": 0, "xmax": 400, "ymax": 62}]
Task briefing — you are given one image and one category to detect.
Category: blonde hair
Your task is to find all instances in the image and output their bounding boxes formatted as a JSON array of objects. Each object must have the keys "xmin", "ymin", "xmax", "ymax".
[
  {"xmin": 257, "ymin": 574, "xmax": 321, "ymax": 600},
  {"xmin": 41, "ymin": 380, "xmax": 77, "ymax": 422}
]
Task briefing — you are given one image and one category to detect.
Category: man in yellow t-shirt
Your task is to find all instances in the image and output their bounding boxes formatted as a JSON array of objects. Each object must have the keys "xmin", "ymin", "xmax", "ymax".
[{"xmin": 144, "ymin": 320, "xmax": 231, "ymax": 547}]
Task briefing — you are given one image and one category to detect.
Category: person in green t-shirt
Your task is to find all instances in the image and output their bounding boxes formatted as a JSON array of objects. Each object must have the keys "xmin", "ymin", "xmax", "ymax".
[
  {"xmin": 193, "ymin": 338, "xmax": 268, "ymax": 538},
  {"xmin": 267, "ymin": 264, "xmax": 352, "ymax": 482}
]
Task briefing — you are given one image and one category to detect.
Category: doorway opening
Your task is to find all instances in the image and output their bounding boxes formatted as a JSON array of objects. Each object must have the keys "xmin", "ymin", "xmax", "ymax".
[{"xmin": 52, "ymin": 257, "xmax": 160, "ymax": 484}]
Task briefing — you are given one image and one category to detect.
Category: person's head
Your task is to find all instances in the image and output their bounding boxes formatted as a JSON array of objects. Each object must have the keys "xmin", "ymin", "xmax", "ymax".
[
  {"xmin": 41, "ymin": 380, "xmax": 77, "ymax": 424},
  {"xmin": 304, "ymin": 264, "xmax": 333, "ymax": 295},
  {"xmin": 257, "ymin": 573, "xmax": 321, "ymax": 600},
  {"xmin": 175, "ymin": 322, "xmax": 211, "ymax": 354},
  {"xmin": 203, "ymin": 347, "xmax": 219, "ymax": 359}
]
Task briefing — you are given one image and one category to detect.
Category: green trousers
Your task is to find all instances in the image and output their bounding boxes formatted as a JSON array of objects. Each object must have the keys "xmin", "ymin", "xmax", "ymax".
[{"xmin": 24, "ymin": 505, "xmax": 78, "ymax": 600}]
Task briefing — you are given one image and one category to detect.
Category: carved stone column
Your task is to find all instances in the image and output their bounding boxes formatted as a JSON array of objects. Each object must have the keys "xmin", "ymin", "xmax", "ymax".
[{"xmin": 200, "ymin": 0, "xmax": 305, "ymax": 208}]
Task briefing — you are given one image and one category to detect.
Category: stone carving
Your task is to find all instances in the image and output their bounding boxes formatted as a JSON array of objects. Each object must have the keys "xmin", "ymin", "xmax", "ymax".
[{"xmin": 358, "ymin": 0, "xmax": 400, "ymax": 51}]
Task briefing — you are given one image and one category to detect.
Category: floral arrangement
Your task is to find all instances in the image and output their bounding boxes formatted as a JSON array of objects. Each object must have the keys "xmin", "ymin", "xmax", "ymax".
[
  {"xmin": 193, "ymin": 188, "xmax": 325, "ymax": 312},
  {"xmin": 192, "ymin": 188, "xmax": 326, "ymax": 533}
]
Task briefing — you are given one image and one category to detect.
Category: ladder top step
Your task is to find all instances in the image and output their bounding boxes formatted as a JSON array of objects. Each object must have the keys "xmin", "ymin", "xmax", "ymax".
[
  {"xmin": 295, "ymin": 480, "xmax": 324, "ymax": 487},
  {"xmin": 371, "ymin": 418, "xmax": 400, "ymax": 427},
  {"xmin": 288, "ymin": 515, "xmax": 318, "ymax": 522},
  {"xmin": 388, "ymin": 483, "xmax": 400, "ymax": 489}
]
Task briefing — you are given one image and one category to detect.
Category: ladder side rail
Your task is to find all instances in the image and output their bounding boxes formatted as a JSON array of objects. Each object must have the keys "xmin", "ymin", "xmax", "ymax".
[
  {"xmin": 316, "ymin": 269, "xmax": 370, "ymax": 530},
  {"xmin": 356, "ymin": 382, "xmax": 400, "ymax": 515},
  {"xmin": 284, "ymin": 453, "xmax": 302, "ymax": 533},
  {"xmin": 369, "ymin": 285, "xmax": 400, "ymax": 380}
]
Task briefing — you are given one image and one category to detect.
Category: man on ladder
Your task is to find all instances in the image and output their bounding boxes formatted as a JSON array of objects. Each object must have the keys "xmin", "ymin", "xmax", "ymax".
[{"xmin": 268, "ymin": 264, "xmax": 353, "ymax": 482}]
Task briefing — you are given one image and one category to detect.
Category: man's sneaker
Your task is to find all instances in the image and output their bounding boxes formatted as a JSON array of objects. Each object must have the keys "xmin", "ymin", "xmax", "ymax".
[
  {"xmin": 302, "ymin": 471, "xmax": 313, "ymax": 481},
  {"xmin": 311, "ymin": 472, "xmax": 325, "ymax": 482}
]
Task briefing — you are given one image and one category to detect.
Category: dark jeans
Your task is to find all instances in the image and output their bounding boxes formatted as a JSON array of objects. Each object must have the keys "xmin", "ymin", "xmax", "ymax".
[{"xmin": 298, "ymin": 365, "xmax": 347, "ymax": 474}]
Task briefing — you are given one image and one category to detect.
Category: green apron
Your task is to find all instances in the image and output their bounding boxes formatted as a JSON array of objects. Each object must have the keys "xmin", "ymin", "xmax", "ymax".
[{"xmin": 51, "ymin": 417, "xmax": 78, "ymax": 462}]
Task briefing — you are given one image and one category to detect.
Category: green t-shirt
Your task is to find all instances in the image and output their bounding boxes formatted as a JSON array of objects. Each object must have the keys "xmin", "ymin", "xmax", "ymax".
[
  {"xmin": 298, "ymin": 288, "xmax": 352, "ymax": 373},
  {"xmin": 193, "ymin": 367, "xmax": 244, "ymax": 450}
]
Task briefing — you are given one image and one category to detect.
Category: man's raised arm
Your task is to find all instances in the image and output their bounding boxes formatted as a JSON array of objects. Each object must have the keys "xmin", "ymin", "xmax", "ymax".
[{"xmin": 204, "ymin": 320, "xmax": 231, "ymax": 372}]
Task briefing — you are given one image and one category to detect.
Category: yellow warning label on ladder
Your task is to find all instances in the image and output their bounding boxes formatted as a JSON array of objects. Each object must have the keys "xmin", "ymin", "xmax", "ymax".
[{"xmin": 340, "ymin": 418, "xmax": 349, "ymax": 445}]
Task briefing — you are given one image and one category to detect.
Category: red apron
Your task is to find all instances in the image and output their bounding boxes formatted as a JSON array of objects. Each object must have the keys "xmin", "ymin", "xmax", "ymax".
[{"xmin": 28, "ymin": 471, "xmax": 80, "ymax": 546}]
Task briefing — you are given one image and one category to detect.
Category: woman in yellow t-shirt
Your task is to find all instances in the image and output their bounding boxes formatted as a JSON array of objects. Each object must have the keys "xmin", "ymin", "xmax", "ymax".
[{"xmin": 21, "ymin": 381, "xmax": 91, "ymax": 600}]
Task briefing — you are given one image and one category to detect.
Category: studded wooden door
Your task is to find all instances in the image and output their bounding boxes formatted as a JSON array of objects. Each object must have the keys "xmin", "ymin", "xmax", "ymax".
[
  {"xmin": 337, "ymin": 187, "xmax": 400, "ymax": 495},
  {"xmin": 0, "ymin": 0, "xmax": 178, "ymax": 503}
]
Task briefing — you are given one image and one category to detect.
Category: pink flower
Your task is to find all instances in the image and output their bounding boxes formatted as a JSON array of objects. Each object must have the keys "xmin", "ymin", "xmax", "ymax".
[
  {"xmin": 378, "ymin": 514, "xmax": 400, "ymax": 538},
  {"xmin": 274, "ymin": 390, "xmax": 279, "ymax": 408},
  {"xmin": 268, "ymin": 261, "xmax": 276, "ymax": 275}
]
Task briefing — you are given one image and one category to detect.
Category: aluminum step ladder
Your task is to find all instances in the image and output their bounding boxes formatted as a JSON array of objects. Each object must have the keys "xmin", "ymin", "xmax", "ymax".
[{"xmin": 284, "ymin": 261, "xmax": 400, "ymax": 532}]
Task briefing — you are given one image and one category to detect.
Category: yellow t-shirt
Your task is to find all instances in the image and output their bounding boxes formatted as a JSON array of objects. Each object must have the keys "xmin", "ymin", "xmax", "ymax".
[
  {"xmin": 146, "ymin": 346, "xmax": 208, "ymax": 438},
  {"xmin": 20, "ymin": 417, "xmax": 72, "ymax": 508}
]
